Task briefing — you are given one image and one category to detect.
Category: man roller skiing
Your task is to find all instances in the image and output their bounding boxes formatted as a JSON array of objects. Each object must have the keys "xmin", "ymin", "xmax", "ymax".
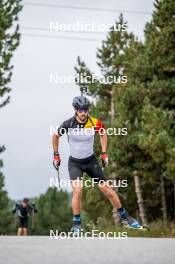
[
  {"xmin": 12, "ymin": 198, "xmax": 37, "ymax": 235},
  {"xmin": 52, "ymin": 96, "xmax": 142, "ymax": 233}
]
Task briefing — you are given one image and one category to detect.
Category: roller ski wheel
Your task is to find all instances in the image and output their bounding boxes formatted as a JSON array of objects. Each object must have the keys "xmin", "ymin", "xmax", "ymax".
[{"xmin": 122, "ymin": 223, "xmax": 149, "ymax": 231}]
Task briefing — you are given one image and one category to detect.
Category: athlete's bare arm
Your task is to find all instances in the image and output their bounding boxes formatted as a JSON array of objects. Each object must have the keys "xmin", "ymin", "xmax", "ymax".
[
  {"xmin": 100, "ymin": 131, "xmax": 107, "ymax": 152},
  {"xmin": 52, "ymin": 134, "xmax": 60, "ymax": 152}
]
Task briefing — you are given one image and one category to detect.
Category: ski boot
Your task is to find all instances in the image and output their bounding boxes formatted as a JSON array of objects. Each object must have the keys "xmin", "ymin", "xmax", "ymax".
[
  {"xmin": 70, "ymin": 216, "xmax": 82, "ymax": 235},
  {"xmin": 118, "ymin": 208, "xmax": 148, "ymax": 230}
]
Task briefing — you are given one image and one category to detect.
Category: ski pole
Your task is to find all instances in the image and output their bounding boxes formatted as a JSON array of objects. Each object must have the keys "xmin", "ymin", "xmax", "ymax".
[
  {"xmin": 14, "ymin": 212, "xmax": 17, "ymax": 228},
  {"xmin": 31, "ymin": 208, "xmax": 35, "ymax": 230},
  {"xmin": 57, "ymin": 167, "xmax": 61, "ymax": 187}
]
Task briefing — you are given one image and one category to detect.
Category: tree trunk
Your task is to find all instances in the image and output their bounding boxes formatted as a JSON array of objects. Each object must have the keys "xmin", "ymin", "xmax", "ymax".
[
  {"xmin": 173, "ymin": 181, "xmax": 175, "ymax": 220},
  {"xmin": 110, "ymin": 86, "xmax": 121, "ymax": 224},
  {"xmin": 133, "ymin": 171, "xmax": 147, "ymax": 225},
  {"xmin": 160, "ymin": 174, "xmax": 168, "ymax": 225},
  {"xmin": 110, "ymin": 94, "xmax": 115, "ymax": 124}
]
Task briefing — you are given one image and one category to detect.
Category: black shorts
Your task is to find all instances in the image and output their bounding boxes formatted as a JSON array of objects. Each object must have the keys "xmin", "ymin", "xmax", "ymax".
[
  {"xmin": 68, "ymin": 154, "xmax": 106, "ymax": 183},
  {"xmin": 19, "ymin": 217, "xmax": 28, "ymax": 228}
]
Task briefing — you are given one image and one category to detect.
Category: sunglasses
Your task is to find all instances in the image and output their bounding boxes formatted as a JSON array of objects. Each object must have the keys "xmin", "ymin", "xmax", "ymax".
[{"xmin": 76, "ymin": 108, "xmax": 89, "ymax": 113}]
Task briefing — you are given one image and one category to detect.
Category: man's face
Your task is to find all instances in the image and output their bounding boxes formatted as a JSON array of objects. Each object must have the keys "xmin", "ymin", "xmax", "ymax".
[
  {"xmin": 75, "ymin": 107, "xmax": 89, "ymax": 122},
  {"xmin": 22, "ymin": 202, "xmax": 28, "ymax": 207}
]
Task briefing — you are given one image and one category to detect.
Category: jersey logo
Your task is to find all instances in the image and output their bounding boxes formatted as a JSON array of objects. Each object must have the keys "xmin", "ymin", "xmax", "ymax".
[{"xmin": 84, "ymin": 116, "xmax": 105, "ymax": 133}]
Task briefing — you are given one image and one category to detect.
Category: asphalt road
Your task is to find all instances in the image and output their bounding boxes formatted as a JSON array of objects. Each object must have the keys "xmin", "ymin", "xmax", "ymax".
[{"xmin": 0, "ymin": 236, "xmax": 174, "ymax": 264}]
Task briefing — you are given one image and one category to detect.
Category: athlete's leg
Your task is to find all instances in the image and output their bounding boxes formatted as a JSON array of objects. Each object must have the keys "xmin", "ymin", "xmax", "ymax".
[
  {"xmin": 84, "ymin": 156, "xmax": 142, "ymax": 229},
  {"xmin": 23, "ymin": 228, "xmax": 28, "ymax": 236},
  {"xmin": 70, "ymin": 179, "xmax": 83, "ymax": 232},
  {"xmin": 68, "ymin": 157, "xmax": 84, "ymax": 232},
  {"xmin": 17, "ymin": 227, "xmax": 23, "ymax": 236},
  {"xmin": 71, "ymin": 179, "xmax": 83, "ymax": 214},
  {"xmin": 68, "ymin": 157, "xmax": 83, "ymax": 215},
  {"xmin": 84, "ymin": 157, "xmax": 122, "ymax": 209},
  {"xmin": 17, "ymin": 217, "xmax": 24, "ymax": 235},
  {"xmin": 98, "ymin": 182, "xmax": 122, "ymax": 209}
]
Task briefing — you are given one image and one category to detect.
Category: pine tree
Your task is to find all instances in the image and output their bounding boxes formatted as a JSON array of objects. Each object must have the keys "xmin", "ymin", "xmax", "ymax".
[
  {"xmin": 33, "ymin": 188, "xmax": 72, "ymax": 235},
  {"xmin": 0, "ymin": 159, "xmax": 13, "ymax": 234},
  {"xmin": 0, "ymin": 0, "xmax": 22, "ymax": 107},
  {"xmin": 138, "ymin": 0, "xmax": 175, "ymax": 223},
  {"xmin": 0, "ymin": 0, "xmax": 22, "ymax": 233}
]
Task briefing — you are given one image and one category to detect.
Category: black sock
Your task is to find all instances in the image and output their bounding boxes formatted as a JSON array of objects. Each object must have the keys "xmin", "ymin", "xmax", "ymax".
[
  {"xmin": 74, "ymin": 214, "xmax": 80, "ymax": 218},
  {"xmin": 73, "ymin": 214, "xmax": 81, "ymax": 224},
  {"xmin": 118, "ymin": 207, "xmax": 125, "ymax": 214}
]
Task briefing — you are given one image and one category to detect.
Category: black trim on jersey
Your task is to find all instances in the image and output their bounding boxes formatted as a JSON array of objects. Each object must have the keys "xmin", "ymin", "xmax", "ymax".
[{"xmin": 57, "ymin": 116, "xmax": 75, "ymax": 136}]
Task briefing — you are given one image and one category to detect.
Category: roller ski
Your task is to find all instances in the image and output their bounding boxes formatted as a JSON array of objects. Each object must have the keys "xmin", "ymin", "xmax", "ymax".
[{"xmin": 118, "ymin": 208, "xmax": 149, "ymax": 231}]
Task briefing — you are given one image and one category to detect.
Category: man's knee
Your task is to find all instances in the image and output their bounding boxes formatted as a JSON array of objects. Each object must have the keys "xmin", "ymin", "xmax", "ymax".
[{"xmin": 73, "ymin": 188, "xmax": 83, "ymax": 199}]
